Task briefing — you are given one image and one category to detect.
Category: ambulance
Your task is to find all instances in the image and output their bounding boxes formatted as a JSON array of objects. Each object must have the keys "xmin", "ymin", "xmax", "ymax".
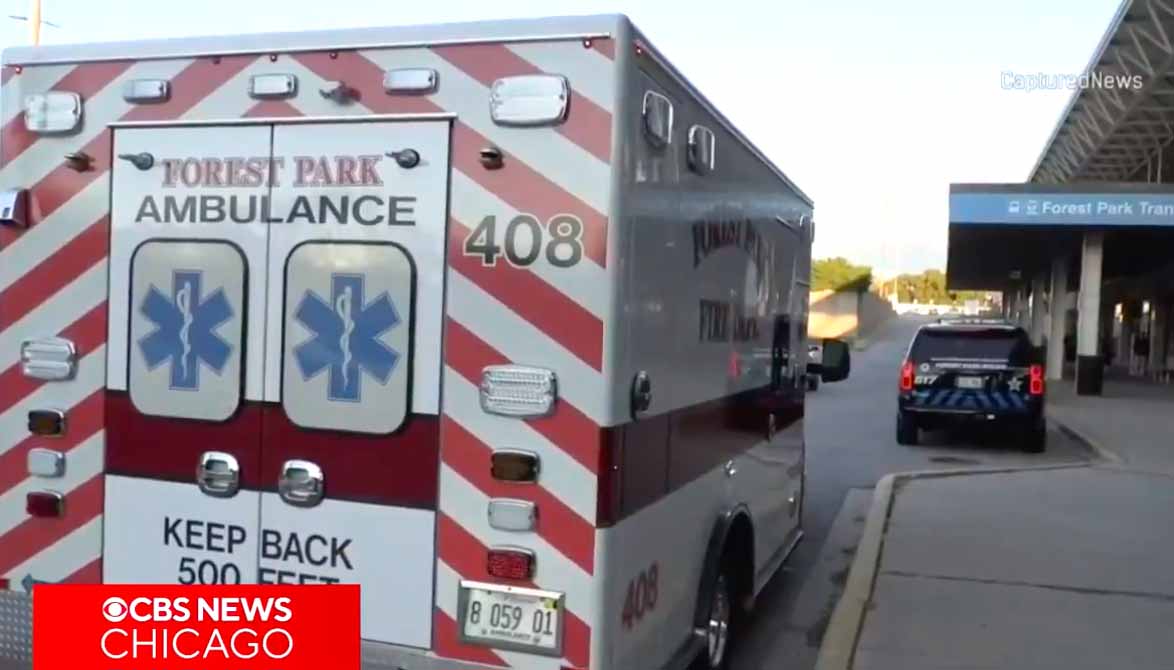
[{"xmin": 0, "ymin": 14, "xmax": 850, "ymax": 670}]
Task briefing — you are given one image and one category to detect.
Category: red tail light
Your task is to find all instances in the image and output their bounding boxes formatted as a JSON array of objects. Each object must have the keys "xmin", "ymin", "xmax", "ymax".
[
  {"xmin": 900, "ymin": 361, "xmax": 914, "ymax": 391},
  {"xmin": 487, "ymin": 548, "xmax": 534, "ymax": 581},
  {"xmin": 26, "ymin": 491, "xmax": 63, "ymax": 518},
  {"xmin": 1029, "ymin": 365, "xmax": 1044, "ymax": 395},
  {"xmin": 0, "ymin": 578, "xmax": 9, "ymax": 590}
]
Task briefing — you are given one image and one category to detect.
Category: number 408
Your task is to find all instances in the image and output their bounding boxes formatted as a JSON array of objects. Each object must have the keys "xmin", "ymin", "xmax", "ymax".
[
  {"xmin": 621, "ymin": 563, "xmax": 659, "ymax": 630},
  {"xmin": 463, "ymin": 214, "xmax": 584, "ymax": 269}
]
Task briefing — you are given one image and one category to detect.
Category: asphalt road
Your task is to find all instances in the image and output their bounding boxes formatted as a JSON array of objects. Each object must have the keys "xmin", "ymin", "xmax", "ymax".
[{"xmin": 730, "ymin": 314, "xmax": 1095, "ymax": 669}]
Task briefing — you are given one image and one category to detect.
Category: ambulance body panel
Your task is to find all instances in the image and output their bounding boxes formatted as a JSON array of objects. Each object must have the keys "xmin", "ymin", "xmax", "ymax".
[{"xmin": 0, "ymin": 14, "xmax": 818, "ymax": 670}]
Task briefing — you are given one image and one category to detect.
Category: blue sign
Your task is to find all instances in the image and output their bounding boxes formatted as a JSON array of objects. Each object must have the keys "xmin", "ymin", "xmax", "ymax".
[
  {"xmin": 950, "ymin": 192, "xmax": 1174, "ymax": 226},
  {"xmin": 293, "ymin": 273, "xmax": 400, "ymax": 402},
  {"xmin": 138, "ymin": 270, "xmax": 234, "ymax": 391}
]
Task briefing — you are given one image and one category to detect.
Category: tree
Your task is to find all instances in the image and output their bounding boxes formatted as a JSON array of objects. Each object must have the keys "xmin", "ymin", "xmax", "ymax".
[
  {"xmin": 887, "ymin": 268, "xmax": 988, "ymax": 305},
  {"xmin": 812, "ymin": 257, "xmax": 872, "ymax": 292}
]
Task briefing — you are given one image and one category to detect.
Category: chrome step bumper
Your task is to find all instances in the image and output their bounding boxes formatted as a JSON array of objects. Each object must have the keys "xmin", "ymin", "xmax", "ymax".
[{"xmin": 0, "ymin": 591, "xmax": 32, "ymax": 670}]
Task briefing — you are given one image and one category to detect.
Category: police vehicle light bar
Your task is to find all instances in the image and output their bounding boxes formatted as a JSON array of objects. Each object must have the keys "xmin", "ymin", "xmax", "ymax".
[{"xmin": 480, "ymin": 365, "xmax": 557, "ymax": 417}]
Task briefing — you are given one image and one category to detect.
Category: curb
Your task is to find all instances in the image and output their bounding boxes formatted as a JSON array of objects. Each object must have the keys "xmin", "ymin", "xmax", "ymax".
[
  {"xmin": 812, "ymin": 462, "xmax": 1091, "ymax": 670},
  {"xmin": 1047, "ymin": 409, "xmax": 1125, "ymax": 465},
  {"xmin": 812, "ymin": 473, "xmax": 894, "ymax": 670}
]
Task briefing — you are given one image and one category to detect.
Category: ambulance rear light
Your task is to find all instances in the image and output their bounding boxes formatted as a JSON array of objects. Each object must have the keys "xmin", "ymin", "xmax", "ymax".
[
  {"xmin": 489, "ymin": 74, "xmax": 569, "ymax": 127},
  {"xmin": 486, "ymin": 547, "xmax": 535, "ymax": 581},
  {"xmin": 27, "ymin": 448, "xmax": 65, "ymax": 477},
  {"xmin": 900, "ymin": 361, "xmax": 914, "ymax": 391},
  {"xmin": 488, "ymin": 499, "xmax": 538, "ymax": 531},
  {"xmin": 123, "ymin": 79, "xmax": 170, "ymax": 103},
  {"xmin": 1030, "ymin": 365, "xmax": 1045, "ymax": 395},
  {"xmin": 249, "ymin": 73, "xmax": 297, "ymax": 99},
  {"xmin": 23, "ymin": 91, "xmax": 81, "ymax": 134},
  {"xmin": 21, "ymin": 336, "xmax": 77, "ymax": 381},
  {"xmin": 28, "ymin": 410, "xmax": 66, "ymax": 437},
  {"xmin": 480, "ymin": 366, "xmax": 557, "ymax": 417},
  {"xmin": 491, "ymin": 450, "xmax": 540, "ymax": 483},
  {"xmin": 26, "ymin": 491, "xmax": 63, "ymax": 518},
  {"xmin": 0, "ymin": 578, "xmax": 8, "ymax": 590},
  {"xmin": 383, "ymin": 68, "xmax": 438, "ymax": 94}
]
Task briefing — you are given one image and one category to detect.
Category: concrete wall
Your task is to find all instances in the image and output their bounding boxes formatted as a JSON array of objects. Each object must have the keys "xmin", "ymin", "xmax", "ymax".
[
  {"xmin": 809, "ymin": 289, "xmax": 896, "ymax": 340},
  {"xmin": 859, "ymin": 291, "xmax": 898, "ymax": 337},
  {"xmin": 809, "ymin": 289, "xmax": 859, "ymax": 339}
]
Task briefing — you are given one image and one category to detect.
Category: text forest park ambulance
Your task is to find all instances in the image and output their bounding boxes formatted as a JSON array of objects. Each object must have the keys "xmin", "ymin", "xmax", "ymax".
[{"xmin": 0, "ymin": 14, "xmax": 849, "ymax": 670}]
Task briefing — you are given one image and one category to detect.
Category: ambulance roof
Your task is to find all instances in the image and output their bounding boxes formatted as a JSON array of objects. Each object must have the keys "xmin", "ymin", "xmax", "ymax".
[
  {"xmin": 2, "ymin": 14, "xmax": 625, "ymax": 66},
  {"xmin": 2, "ymin": 13, "xmax": 813, "ymax": 206}
]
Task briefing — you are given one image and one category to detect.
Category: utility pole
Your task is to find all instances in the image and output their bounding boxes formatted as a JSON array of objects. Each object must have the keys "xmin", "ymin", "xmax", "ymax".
[{"xmin": 9, "ymin": 0, "xmax": 59, "ymax": 45}]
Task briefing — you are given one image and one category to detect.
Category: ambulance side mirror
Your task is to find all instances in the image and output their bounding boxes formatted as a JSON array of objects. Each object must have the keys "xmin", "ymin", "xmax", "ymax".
[{"xmin": 819, "ymin": 338, "xmax": 851, "ymax": 383}]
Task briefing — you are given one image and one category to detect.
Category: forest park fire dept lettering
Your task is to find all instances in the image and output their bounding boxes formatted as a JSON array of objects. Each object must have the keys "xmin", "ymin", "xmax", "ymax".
[{"xmin": 133, "ymin": 153, "xmax": 417, "ymax": 226}]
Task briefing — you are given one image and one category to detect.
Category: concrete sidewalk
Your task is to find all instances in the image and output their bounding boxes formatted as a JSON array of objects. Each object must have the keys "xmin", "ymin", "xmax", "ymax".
[
  {"xmin": 818, "ymin": 377, "xmax": 1174, "ymax": 670},
  {"xmin": 1047, "ymin": 376, "xmax": 1174, "ymax": 474}
]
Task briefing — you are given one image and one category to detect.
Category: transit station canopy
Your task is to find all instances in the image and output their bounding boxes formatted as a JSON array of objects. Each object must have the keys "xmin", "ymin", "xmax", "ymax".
[{"xmin": 947, "ymin": 183, "xmax": 1174, "ymax": 290}]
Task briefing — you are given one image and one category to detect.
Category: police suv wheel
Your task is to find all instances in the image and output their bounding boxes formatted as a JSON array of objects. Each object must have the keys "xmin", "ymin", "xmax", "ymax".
[
  {"xmin": 1021, "ymin": 422, "xmax": 1047, "ymax": 453},
  {"xmin": 896, "ymin": 411, "xmax": 918, "ymax": 446}
]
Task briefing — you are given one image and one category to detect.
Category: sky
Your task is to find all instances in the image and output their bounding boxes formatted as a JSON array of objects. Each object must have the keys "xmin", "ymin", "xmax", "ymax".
[{"xmin": 0, "ymin": 0, "xmax": 1123, "ymax": 275}]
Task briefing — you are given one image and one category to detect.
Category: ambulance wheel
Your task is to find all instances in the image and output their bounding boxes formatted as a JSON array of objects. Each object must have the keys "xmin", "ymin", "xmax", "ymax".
[
  {"xmin": 806, "ymin": 375, "xmax": 819, "ymax": 391},
  {"xmin": 896, "ymin": 410, "xmax": 918, "ymax": 446},
  {"xmin": 694, "ymin": 570, "xmax": 734, "ymax": 670}
]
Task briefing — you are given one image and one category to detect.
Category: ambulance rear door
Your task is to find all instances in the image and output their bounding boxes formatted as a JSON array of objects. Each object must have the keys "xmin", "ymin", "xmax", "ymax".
[
  {"xmin": 257, "ymin": 120, "xmax": 450, "ymax": 648},
  {"xmin": 104, "ymin": 125, "xmax": 271, "ymax": 587}
]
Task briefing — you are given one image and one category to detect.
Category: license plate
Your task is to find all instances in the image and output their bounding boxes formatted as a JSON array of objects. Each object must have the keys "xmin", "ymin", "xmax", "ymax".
[
  {"xmin": 956, "ymin": 376, "xmax": 984, "ymax": 389},
  {"xmin": 459, "ymin": 581, "xmax": 564, "ymax": 656}
]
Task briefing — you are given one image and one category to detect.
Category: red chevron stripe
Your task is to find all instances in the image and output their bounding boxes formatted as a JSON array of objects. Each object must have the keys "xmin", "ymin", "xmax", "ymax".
[
  {"xmin": 62, "ymin": 557, "xmax": 102, "ymax": 584},
  {"xmin": 25, "ymin": 55, "xmax": 258, "ymax": 224},
  {"xmin": 432, "ymin": 43, "xmax": 612, "ymax": 162},
  {"xmin": 592, "ymin": 37, "xmax": 616, "ymax": 60},
  {"xmin": 448, "ymin": 219, "xmax": 603, "ymax": 371},
  {"xmin": 0, "ymin": 61, "xmax": 134, "ymax": 169},
  {"xmin": 0, "ymin": 389, "xmax": 103, "ymax": 498},
  {"xmin": 0, "ymin": 216, "xmax": 107, "ymax": 333},
  {"xmin": 0, "ymin": 474, "xmax": 102, "ymax": 575},
  {"xmin": 0, "ymin": 302, "xmax": 107, "ymax": 414},
  {"xmin": 292, "ymin": 50, "xmax": 609, "ymax": 268},
  {"xmin": 433, "ymin": 609, "xmax": 509, "ymax": 668},
  {"xmin": 442, "ymin": 416, "xmax": 595, "ymax": 574},
  {"xmin": 443, "ymin": 319, "xmax": 601, "ymax": 474},
  {"xmin": 437, "ymin": 514, "xmax": 590, "ymax": 668},
  {"xmin": 244, "ymin": 100, "xmax": 301, "ymax": 117}
]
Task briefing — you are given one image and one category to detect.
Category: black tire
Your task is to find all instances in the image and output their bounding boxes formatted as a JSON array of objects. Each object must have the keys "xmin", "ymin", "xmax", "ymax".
[
  {"xmin": 806, "ymin": 375, "xmax": 819, "ymax": 392},
  {"xmin": 896, "ymin": 410, "xmax": 918, "ymax": 445},
  {"xmin": 1021, "ymin": 421, "xmax": 1047, "ymax": 453},
  {"xmin": 692, "ymin": 566, "xmax": 735, "ymax": 670}
]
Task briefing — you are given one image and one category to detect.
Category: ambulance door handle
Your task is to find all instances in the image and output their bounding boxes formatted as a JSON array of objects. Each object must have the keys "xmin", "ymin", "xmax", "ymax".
[
  {"xmin": 279, "ymin": 460, "xmax": 324, "ymax": 507},
  {"xmin": 197, "ymin": 451, "xmax": 240, "ymax": 498}
]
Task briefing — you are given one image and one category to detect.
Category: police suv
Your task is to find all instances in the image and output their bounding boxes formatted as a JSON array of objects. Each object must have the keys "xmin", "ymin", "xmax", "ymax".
[{"xmin": 897, "ymin": 319, "xmax": 1046, "ymax": 452}]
